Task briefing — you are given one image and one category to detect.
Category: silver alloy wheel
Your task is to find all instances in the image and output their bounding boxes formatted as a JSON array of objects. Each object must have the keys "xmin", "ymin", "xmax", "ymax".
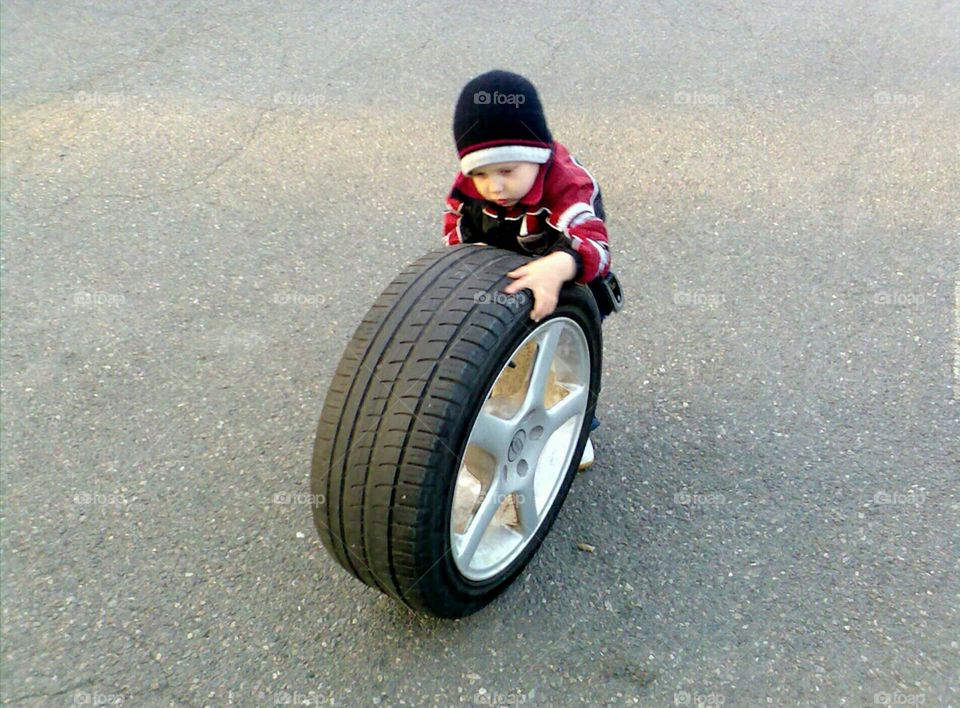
[{"xmin": 450, "ymin": 317, "xmax": 591, "ymax": 581}]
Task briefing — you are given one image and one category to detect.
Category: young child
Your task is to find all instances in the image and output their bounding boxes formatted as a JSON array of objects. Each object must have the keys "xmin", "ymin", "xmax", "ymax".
[{"xmin": 442, "ymin": 69, "xmax": 612, "ymax": 469}]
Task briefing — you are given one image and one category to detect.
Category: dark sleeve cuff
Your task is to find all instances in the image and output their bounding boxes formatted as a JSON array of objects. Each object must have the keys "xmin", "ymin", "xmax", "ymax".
[{"xmin": 558, "ymin": 245, "xmax": 584, "ymax": 282}]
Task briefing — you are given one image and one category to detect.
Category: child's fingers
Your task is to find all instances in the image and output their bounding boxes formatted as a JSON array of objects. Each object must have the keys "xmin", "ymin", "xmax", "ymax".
[
  {"xmin": 530, "ymin": 295, "xmax": 558, "ymax": 323},
  {"xmin": 526, "ymin": 292, "xmax": 542, "ymax": 321},
  {"xmin": 503, "ymin": 277, "xmax": 528, "ymax": 294}
]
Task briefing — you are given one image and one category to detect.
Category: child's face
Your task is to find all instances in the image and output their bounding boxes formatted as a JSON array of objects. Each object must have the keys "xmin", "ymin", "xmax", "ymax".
[{"xmin": 468, "ymin": 161, "xmax": 540, "ymax": 207}]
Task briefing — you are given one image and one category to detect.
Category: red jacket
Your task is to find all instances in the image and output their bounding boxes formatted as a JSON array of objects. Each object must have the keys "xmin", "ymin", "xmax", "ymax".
[{"xmin": 442, "ymin": 141, "xmax": 611, "ymax": 284}]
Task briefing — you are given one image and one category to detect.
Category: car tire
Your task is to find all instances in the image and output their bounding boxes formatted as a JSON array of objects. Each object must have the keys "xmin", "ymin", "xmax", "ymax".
[{"xmin": 310, "ymin": 244, "xmax": 602, "ymax": 618}]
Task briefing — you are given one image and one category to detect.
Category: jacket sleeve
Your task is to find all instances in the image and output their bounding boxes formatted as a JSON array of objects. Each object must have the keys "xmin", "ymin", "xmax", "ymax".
[
  {"xmin": 562, "ymin": 213, "xmax": 610, "ymax": 284},
  {"xmin": 443, "ymin": 190, "xmax": 477, "ymax": 246},
  {"xmin": 546, "ymin": 167, "xmax": 611, "ymax": 284}
]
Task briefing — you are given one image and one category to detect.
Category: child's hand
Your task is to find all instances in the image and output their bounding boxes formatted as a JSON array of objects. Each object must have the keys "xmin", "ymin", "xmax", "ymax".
[{"xmin": 503, "ymin": 251, "xmax": 577, "ymax": 323}]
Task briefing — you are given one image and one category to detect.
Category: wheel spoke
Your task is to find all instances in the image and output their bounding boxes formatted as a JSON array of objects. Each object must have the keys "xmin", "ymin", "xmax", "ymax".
[
  {"xmin": 515, "ymin": 483, "xmax": 540, "ymax": 536},
  {"xmin": 520, "ymin": 325, "xmax": 561, "ymax": 416},
  {"xmin": 457, "ymin": 477, "xmax": 503, "ymax": 569},
  {"xmin": 468, "ymin": 408, "xmax": 512, "ymax": 459},
  {"xmin": 544, "ymin": 384, "xmax": 587, "ymax": 435}
]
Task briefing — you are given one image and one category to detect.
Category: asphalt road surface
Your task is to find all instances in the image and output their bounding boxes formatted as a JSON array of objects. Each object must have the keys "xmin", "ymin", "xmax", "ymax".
[{"xmin": 2, "ymin": 1, "xmax": 958, "ymax": 705}]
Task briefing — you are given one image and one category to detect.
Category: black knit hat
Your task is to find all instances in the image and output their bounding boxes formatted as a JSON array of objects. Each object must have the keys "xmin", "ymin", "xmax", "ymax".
[{"xmin": 452, "ymin": 70, "xmax": 553, "ymax": 175}]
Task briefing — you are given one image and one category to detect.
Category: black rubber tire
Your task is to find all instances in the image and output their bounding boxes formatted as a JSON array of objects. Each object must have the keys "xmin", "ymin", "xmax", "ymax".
[{"xmin": 310, "ymin": 244, "xmax": 603, "ymax": 618}]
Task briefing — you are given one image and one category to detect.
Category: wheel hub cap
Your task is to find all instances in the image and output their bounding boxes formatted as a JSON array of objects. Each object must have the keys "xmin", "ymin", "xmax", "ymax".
[{"xmin": 507, "ymin": 430, "xmax": 526, "ymax": 461}]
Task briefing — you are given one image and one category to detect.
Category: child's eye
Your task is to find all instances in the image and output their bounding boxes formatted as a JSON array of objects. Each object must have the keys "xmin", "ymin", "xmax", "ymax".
[{"xmin": 499, "ymin": 169, "xmax": 512, "ymax": 175}]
